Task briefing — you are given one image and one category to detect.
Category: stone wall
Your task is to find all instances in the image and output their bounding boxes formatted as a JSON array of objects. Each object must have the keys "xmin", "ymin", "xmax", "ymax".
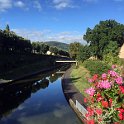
[{"xmin": 119, "ymin": 44, "xmax": 124, "ymax": 59}]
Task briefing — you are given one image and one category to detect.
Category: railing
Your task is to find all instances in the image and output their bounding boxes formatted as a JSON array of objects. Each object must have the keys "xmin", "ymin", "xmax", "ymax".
[
  {"xmin": 56, "ymin": 60, "xmax": 78, "ymax": 66},
  {"xmin": 76, "ymin": 100, "xmax": 87, "ymax": 117}
]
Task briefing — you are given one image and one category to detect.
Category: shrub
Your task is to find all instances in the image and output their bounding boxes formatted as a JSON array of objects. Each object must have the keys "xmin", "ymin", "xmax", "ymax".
[
  {"xmin": 83, "ymin": 60, "xmax": 110, "ymax": 76},
  {"xmin": 103, "ymin": 53, "xmax": 122, "ymax": 66},
  {"xmin": 84, "ymin": 65, "xmax": 124, "ymax": 124}
]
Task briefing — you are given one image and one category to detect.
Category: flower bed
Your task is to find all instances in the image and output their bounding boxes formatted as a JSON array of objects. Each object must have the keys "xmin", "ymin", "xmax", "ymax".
[{"xmin": 84, "ymin": 65, "xmax": 124, "ymax": 124}]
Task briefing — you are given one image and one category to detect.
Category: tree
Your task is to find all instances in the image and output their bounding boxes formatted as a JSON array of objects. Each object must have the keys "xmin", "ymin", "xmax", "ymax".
[
  {"xmin": 103, "ymin": 41, "xmax": 119, "ymax": 56},
  {"xmin": 83, "ymin": 20, "xmax": 124, "ymax": 59},
  {"xmin": 58, "ymin": 49, "xmax": 70, "ymax": 57},
  {"xmin": 5, "ymin": 24, "xmax": 10, "ymax": 32},
  {"xmin": 49, "ymin": 46, "xmax": 58, "ymax": 55},
  {"xmin": 77, "ymin": 45, "xmax": 91, "ymax": 62},
  {"xmin": 40, "ymin": 43, "xmax": 49, "ymax": 54},
  {"xmin": 69, "ymin": 42, "xmax": 81, "ymax": 59}
]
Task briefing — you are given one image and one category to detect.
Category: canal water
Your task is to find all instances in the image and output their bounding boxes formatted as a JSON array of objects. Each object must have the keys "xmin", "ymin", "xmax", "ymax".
[{"xmin": 0, "ymin": 66, "xmax": 82, "ymax": 124}]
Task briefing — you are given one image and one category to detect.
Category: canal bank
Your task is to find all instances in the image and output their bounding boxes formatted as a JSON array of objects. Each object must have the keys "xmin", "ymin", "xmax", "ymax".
[
  {"xmin": 0, "ymin": 64, "xmax": 82, "ymax": 124},
  {"xmin": 0, "ymin": 63, "xmax": 68, "ymax": 85},
  {"xmin": 62, "ymin": 67, "xmax": 88, "ymax": 124}
]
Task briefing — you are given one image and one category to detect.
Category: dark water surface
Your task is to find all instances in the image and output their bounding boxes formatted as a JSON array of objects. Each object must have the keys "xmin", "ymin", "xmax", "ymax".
[{"xmin": 0, "ymin": 66, "xmax": 82, "ymax": 124}]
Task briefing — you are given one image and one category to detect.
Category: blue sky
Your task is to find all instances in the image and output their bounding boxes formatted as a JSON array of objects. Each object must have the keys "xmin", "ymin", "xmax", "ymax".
[{"xmin": 0, "ymin": 0, "xmax": 124, "ymax": 44}]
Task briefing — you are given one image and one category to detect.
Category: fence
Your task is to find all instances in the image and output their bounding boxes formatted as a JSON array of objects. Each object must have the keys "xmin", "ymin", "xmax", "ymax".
[{"xmin": 76, "ymin": 100, "xmax": 87, "ymax": 117}]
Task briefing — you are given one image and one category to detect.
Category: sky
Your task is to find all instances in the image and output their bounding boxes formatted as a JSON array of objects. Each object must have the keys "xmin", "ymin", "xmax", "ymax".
[{"xmin": 0, "ymin": 0, "xmax": 124, "ymax": 44}]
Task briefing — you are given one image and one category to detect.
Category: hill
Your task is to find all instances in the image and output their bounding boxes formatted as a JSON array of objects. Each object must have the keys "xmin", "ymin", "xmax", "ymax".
[{"xmin": 45, "ymin": 41, "xmax": 69, "ymax": 51}]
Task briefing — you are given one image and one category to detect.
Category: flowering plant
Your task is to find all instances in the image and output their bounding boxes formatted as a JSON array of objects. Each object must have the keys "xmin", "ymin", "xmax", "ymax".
[{"xmin": 84, "ymin": 65, "xmax": 124, "ymax": 124}]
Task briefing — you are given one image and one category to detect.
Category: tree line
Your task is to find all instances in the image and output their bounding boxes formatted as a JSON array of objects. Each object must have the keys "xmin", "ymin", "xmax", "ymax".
[
  {"xmin": 0, "ymin": 25, "xmax": 32, "ymax": 54},
  {"xmin": 0, "ymin": 25, "xmax": 69, "ymax": 57},
  {"xmin": 32, "ymin": 41, "xmax": 69, "ymax": 57},
  {"xmin": 69, "ymin": 19, "xmax": 124, "ymax": 61}
]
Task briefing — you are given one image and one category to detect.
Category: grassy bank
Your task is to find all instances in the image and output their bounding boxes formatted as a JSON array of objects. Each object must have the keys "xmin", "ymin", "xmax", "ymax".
[
  {"xmin": 70, "ymin": 59, "xmax": 124, "ymax": 97},
  {"xmin": 70, "ymin": 64, "xmax": 91, "ymax": 97}
]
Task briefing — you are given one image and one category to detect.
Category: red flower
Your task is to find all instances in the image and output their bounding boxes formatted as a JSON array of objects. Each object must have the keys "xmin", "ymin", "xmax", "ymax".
[
  {"xmin": 118, "ymin": 108, "xmax": 124, "ymax": 120},
  {"xmin": 109, "ymin": 98, "xmax": 113, "ymax": 107},
  {"xmin": 86, "ymin": 107, "xmax": 94, "ymax": 117},
  {"xmin": 87, "ymin": 119, "xmax": 95, "ymax": 124},
  {"xmin": 101, "ymin": 100, "xmax": 108, "ymax": 108},
  {"xmin": 84, "ymin": 98, "xmax": 87, "ymax": 103},
  {"xmin": 92, "ymin": 74, "xmax": 98, "ymax": 81},
  {"xmin": 95, "ymin": 108, "xmax": 102, "ymax": 115},
  {"xmin": 119, "ymin": 86, "xmax": 124, "ymax": 94},
  {"xmin": 96, "ymin": 93, "xmax": 103, "ymax": 102}
]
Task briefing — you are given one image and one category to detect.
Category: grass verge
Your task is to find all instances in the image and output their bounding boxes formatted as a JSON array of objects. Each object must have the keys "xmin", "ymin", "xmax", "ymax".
[{"xmin": 70, "ymin": 65, "xmax": 91, "ymax": 97}]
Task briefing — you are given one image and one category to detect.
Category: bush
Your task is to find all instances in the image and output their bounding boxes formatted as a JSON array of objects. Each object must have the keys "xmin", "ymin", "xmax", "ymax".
[
  {"xmin": 103, "ymin": 53, "xmax": 122, "ymax": 66},
  {"xmin": 84, "ymin": 66, "xmax": 124, "ymax": 124},
  {"xmin": 83, "ymin": 60, "xmax": 111, "ymax": 76}
]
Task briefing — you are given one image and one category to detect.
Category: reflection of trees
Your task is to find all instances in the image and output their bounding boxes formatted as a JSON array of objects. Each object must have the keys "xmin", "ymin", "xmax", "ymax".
[
  {"xmin": 0, "ymin": 64, "xmax": 70, "ymax": 120},
  {"xmin": 32, "ymin": 78, "xmax": 49, "ymax": 93},
  {"xmin": 0, "ymin": 77, "xmax": 49, "ymax": 120},
  {"xmin": 0, "ymin": 83, "xmax": 32, "ymax": 120},
  {"xmin": 49, "ymin": 73, "xmax": 61, "ymax": 83}
]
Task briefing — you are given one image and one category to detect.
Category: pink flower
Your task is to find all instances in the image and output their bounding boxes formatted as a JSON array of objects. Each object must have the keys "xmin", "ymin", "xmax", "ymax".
[
  {"xmin": 112, "ymin": 65, "xmax": 116, "ymax": 69},
  {"xmin": 88, "ymin": 78, "xmax": 93, "ymax": 83},
  {"xmin": 85, "ymin": 87, "xmax": 95, "ymax": 96},
  {"xmin": 109, "ymin": 70, "xmax": 118, "ymax": 77},
  {"xmin": 115, "ymin": 77, "xmax": 123, "ymax": 85},
  {"xmin": 102, "ymin": 73, "xmax": 107, "ymax": 80},
  {"xmin": 98, "ymin": 80, "xmax": 111, "ymax": 89}
]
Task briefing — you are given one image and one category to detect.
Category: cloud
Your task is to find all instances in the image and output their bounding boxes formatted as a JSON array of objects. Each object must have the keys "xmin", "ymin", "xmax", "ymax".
[
  {"xmin": 0, "ymin": 0, "xmax": 42, "ymax": 12},
  {"xmin": 0, "ymin": 0, "xmax": 12, "ymax": 12},
  {"xmin": 12, "ymin": 28, "xmax": 87, "ymax": 44},
  {"xmin": 12, "ymin": 29, "xmax": 51, "ymax": 41},
  {"xmin": 52, "ymin": 0, "xmax": 75, "ymax": 10},
  {"xmin": 33, "ymin": 0, "xmax": 42, "ymax": 11},
  {"xmin": 14, "ymin": 1, "xmax": 25, "ymax": 8}
]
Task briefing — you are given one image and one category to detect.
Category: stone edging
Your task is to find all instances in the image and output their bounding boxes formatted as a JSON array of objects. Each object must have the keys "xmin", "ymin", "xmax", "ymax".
[{"xmin": 61, "ymin": 67, "xmax": 88, "ymax": 124}]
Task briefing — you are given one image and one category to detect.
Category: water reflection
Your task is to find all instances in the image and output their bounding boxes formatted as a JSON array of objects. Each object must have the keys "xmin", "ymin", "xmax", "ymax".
[
  {"xmin": 0, "ymin": 70, "xmax": 62, "ymax": 120},
  {"xmin": 0, "ymin": 65, "xmax": 82, "ymax": 124}
]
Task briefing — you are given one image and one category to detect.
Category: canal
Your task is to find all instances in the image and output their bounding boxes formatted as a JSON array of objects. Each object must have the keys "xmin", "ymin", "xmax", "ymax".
[{"xmin": 0, "ymin": 66, "xmax": 82, "ymax": 124}]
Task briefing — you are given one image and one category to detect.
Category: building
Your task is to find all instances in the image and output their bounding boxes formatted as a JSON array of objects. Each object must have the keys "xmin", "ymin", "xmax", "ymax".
[{"xmin": 119, "ymin": 44, "xmax": 124, "ymax": 59}]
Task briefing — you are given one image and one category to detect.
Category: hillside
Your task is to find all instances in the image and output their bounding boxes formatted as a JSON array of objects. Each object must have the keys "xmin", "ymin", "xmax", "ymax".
[{"xmin": 45, "ymin": 41, "xmax": 69, "ymax": 51}]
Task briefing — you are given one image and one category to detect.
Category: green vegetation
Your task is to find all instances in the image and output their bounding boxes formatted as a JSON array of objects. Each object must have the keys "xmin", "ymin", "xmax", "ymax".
[
  {"xmin": 49, "ymin": 46, "xmax": 58, "ymax": 55},
  {"xmin": 77, "ymin": 45, "xmax": 91, "ymax": 62},
  {"xmin": 0, "ymin": 26, "xmax": 32, "ymax": 54},
  {"xmin": 70, "ymin": 19, "xmax": 124, "ymax": 97},
  {"xmin": 45, "ymin": 41, "xmax": 69, "ymax": 51},
  {"xmin": 0, "ymin": 25, "xmax": 69, "ymax": 57},
  {"xmin": 0, "ymin": 25, "xmax": 71, "ymax": 80},
  {"xmin": 32, "ymin": 42, "xmax": 49, "ymax": 54},
  {"xmin": 32, "ymin": 41, "xmax": 69, "ymax": 56},
  {"xmin": 83, "ymin": 60, "xmax": 111, "ymax": 76},
  {"xmin": 69, "ymin": 42, "xmax": 81, "ymax": 59},
  {"xmin": 71, "ymin": 65, "xmax": 91, "ymax": 97},
  {"xmin": 84, "ymin": 19, "xmax": 124, "ymax": 59}
]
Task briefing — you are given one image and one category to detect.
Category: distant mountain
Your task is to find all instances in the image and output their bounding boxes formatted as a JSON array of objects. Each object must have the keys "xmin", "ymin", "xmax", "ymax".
[{"xmin": 45, "ymin": 41, "xmax": 69, "ymax": 51}]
